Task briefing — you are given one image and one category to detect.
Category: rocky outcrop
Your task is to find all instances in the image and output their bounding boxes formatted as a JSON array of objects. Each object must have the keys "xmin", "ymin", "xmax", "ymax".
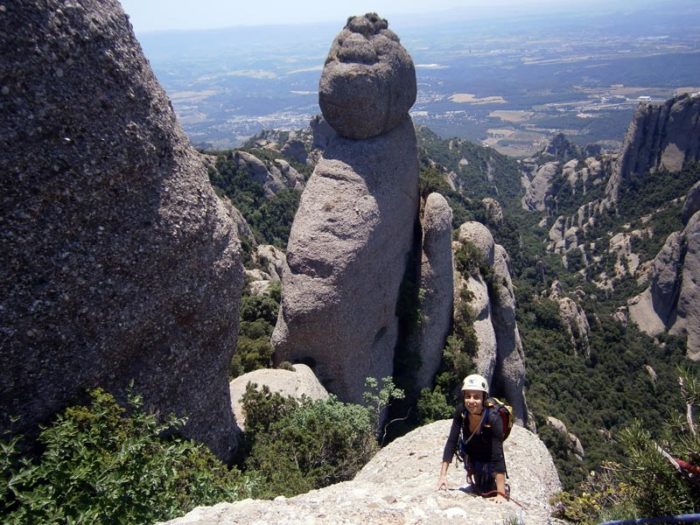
[
  {"xmin": 0, "ymin": 0, "xmax": 244, "ymax": 460},
  {"xmin": 629, "ymin": 231, "xmax": 684, "ymax": 335},
  {"xmin": 629, "ymin": 182, "xmax": 700, "ymax": 360},
  {"xmin": 229, "ymin": 364, "xmax": 329, "ymax": 431},
  {"xmin": 319, "ymin": 13, "xmax": 416, "ymax": 140},
  {"xmin": 245, "ymin": 269, "xmax": 273, "ymax": 296},
  {"xmin": 454, "ymin": 222, "xmax": 528, "ymax": 425},
  {"xmin": 683, "ymin": 180, "xmax": 700, "ymax": 224},
  {"xmin": 542, "ymin": 133, "xmax": 580, "ymax": 162},
  {"xmin": 521, "ymin": 161, "xmax": 559, "ymax": 212},
  {"xmin": 481, "ymin": 197, "xmax": 503, "ymax": 225},
  {"xmin": 669, "ymin": 212, "xmax": 700, "ymax": 359},
  {"xmin": 161, "ymin": 421, "xmax": 560, "ymax": 525},
  {"xmin": 546, "ymin": 417, "xmax": 585, "ymax": 461},
  {"xmin": 230, "ymin": 150, "xmax": 305, "ymax": 197},
  {"xmin": 549, "ymin": 281, "xmax": 591, "ymax": 357},
  {"xmin": 272, "ymin": 116, "xmax": 419, "ymax": 402},
  {"xmin": 255, "ymin": 244, "xmax": 287, "ymax": 282},
  {"xmin": 413, "ymin": 193, "xmax": 454, "ymax": 391},
  {"xmin": 604, "ymin": 93, "xmax": 700, "ymax": 208},
  {"xmin": 272, "ymin": 14, "xmax": 419, "ymax": 403},
  {"xmin": 491, "ymin": 245, "xmax": 528, "ymax": 425}
]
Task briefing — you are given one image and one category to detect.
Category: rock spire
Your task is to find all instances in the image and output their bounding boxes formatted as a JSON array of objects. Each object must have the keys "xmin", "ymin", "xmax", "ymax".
[{"xmin": 272, "ymin": 14, "xmax": 420, "ymax": 403}]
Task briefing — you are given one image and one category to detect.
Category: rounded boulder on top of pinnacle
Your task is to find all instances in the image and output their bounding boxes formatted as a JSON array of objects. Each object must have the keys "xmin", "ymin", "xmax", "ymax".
[{"xmin": 319, "ymin": 13, "xmax": 417, "ymax": 140}]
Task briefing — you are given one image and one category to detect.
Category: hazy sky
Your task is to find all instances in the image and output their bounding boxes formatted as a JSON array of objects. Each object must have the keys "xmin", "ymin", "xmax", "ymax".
[{"xmin": 119, "ymin": 0, "xmax": 620, "ymax": 34}]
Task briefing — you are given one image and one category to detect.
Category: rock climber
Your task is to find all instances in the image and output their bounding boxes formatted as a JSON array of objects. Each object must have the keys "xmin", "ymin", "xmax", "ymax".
[{"xmin": 437, "ymin": 374, "xmax": 508, "ymax": 504}]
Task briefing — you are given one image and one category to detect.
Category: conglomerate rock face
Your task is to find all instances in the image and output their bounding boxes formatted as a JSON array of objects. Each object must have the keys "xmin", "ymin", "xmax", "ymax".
[
  {"xmin": 413, "ymin": 193, "xmax": 454, "ymax": 391},
  {"xmin": 160, "ymin": 422, "xmax": 561, "ymax": 525},
  {"xmin": 454, "ymin": 222, "xmax": 529, "ymax": 425},
  {"xmin": 272, "ymin": 14, "xmax": 420, "ymax": 403},
  {"xmin": 629, "ymin": 182, "xmax": 700, "ymax": 360},
  {"xmin": 604, "ymin": 93, "xmax": 700, "ymax": 207},
  {"xmin": 272, "ymin": 117, "xmax": 419, "ymax": 402},
  {"xmin": 0, "ymin": 0, "xmax": 244, "ymax": 460},
  {"xmin": 319, "ymin": 13, "xmax": 417, "ymax": 140}
]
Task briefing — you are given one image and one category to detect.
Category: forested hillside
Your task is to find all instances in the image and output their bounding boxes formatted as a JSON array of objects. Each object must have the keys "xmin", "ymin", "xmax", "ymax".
[{"xmin": 207, "ymin": 120, "xmax": 699, "ymax": 498}]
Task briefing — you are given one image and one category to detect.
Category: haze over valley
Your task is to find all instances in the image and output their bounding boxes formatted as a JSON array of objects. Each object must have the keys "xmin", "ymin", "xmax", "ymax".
[{"xmin": 134, "ymin": 0, "xmax": 700, "ymax": 155}]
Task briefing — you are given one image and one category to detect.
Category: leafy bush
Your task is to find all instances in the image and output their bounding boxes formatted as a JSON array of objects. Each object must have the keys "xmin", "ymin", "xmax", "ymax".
[
  {"xmin": 0, "ymin": 389, "xmax": 254, "ymax": 525},
  {"xmin": 614, "ymin": 367, "xmax": 700, "ymax": 516},
  {"xmin": 417, "ymin": 386, "xmax": 454, "ymax": 424},
  {"xmin": 231, "ymin": 290, "xmax": 281, "ymax": 378},
  {"xmin": 242, "ymin": 389, "xmax": 377, "ymax": 498},
  {"xmin": 552, "ymin": 367, "xmax": 700, "ymax": 522}
]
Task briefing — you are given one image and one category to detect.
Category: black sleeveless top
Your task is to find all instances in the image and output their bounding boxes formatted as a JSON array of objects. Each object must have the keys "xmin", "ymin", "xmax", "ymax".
[{"xmin": 441, "ymin": 403, "xmax": 506, "ymax": 472}]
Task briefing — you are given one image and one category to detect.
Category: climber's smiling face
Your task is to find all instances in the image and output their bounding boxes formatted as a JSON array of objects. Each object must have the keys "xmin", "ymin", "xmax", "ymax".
[{"xmin": 463, "ymin": 389, "xmax": 484, "ymax": 415}]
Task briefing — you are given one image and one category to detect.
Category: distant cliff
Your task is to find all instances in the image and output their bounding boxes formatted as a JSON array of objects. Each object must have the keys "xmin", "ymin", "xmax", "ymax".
[
  {"xmin": 629, "ymin": 181, "xmax": 700, "ymax": 360},
  {"xmin": 604, "ymin": 94, "xmax": 700, "ymax": 208}
]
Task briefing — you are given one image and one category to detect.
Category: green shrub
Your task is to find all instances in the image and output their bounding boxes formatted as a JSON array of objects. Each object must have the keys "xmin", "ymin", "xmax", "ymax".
[
  {"xmin": 0, "ymin": 389, "xmax": 254, "ymax": 525},
  {"xmin": 231, "ymin": 292, "xmax": 281, "ymax": 378},
  {"xmin": 417, "ymin": 387, "xmax": 454, "ymax": 424},
  {"xmin": 244, "ymin": 395, "xmax": 377, "ymax": 498}
]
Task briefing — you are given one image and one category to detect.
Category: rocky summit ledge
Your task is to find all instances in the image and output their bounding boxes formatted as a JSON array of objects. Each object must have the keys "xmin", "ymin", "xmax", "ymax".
[{"xmin": 160, "ymin": 420, "xmax": 561, "ymax": 525}]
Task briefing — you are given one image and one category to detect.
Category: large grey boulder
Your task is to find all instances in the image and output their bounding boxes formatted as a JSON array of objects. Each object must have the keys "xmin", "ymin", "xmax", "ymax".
[
  {"xmin": 319, "ymin": 13, "xmax": 417, "ymax": 139},
  {"xmin": 605, "ymin": 93, "xmax": 700, "ymax": 208},
  {"xmin": 229, "ymin": 364, "xmax": 329, "ymax": 431},
  {"xmin": 414, "ymin": 194, "xmax": 454, "ymax": 391},
  {"xmin": 160, "ymin": 422, "xmax": 560, "ymax": 525},
  {"xmin": 272, "ymin": 117, "xmax": 420, "ymax": 403},
  {"xmin": 0, "ymin": 0, "xmax": 244, "ymax": 460}
]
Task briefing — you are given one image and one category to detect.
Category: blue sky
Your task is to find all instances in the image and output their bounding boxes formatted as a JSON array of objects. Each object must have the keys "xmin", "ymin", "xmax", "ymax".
[{"xmin": 119, "ymin": 0, "xmax": 623, "ymax": 34}]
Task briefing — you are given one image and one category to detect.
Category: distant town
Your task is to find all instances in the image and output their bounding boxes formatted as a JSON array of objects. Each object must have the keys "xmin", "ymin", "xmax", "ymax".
[{"xmin": 137, "ymin": 2, "xmax": 700, "ymax": 157}]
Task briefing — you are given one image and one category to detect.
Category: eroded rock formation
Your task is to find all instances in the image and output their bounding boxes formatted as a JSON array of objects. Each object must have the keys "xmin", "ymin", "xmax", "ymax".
[
  {"xmin": 546, "ymin": 416, "xmax": 585, "ymax": 461},
  {"xmin": 272, "ymin": 14, "xmax": 419, "ymax": 403},
  {"xmin": 604, "ymin": 93, "xmax": 700, "ymax": 208},
  {"xmin": 453, "ymin": 222, "xmax": 528, "ymax": 425},
  {"xmin": 230, "ymin": 150, "xmax": 305, "ymax": 197},
  {"xmin": 629, "ymin": 183, "xmax": 700, "ymax": 360},
  {"xmin": 549, "ymin": 281, "xmax": 591, "ymax": 357},
  {"xmin": 0, "ymin": 0, "xmax": 244, "ymax": 459},
  {"xmin": 229, "ymin": 364, "xmax": 329, "ymax": 431},
  {"xmin": 413, "ymin": 193, "xmax": 454, "ymax": 391},
  {"xmin": 319, "ymin": 13, "xmax": 417, "ymax": 140},
  {"xmin": 161, "ymin": 421, "xmax": 560, "ymax": 525}
]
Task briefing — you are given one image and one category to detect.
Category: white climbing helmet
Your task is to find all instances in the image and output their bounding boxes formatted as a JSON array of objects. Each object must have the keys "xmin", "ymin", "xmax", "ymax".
[{"xmin": 461, "ymin": 374, "xmax": 489, "ymax": 394}]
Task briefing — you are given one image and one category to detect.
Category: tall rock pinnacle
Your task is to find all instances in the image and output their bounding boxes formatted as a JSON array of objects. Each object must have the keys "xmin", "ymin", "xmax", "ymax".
[
  {"xmin": 0, "ymin": 0, "xmax": 244, "ymax": 460},
  {"xmin": 273, "ymin": 14, "xmax": 420, "ymax": 403}
]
